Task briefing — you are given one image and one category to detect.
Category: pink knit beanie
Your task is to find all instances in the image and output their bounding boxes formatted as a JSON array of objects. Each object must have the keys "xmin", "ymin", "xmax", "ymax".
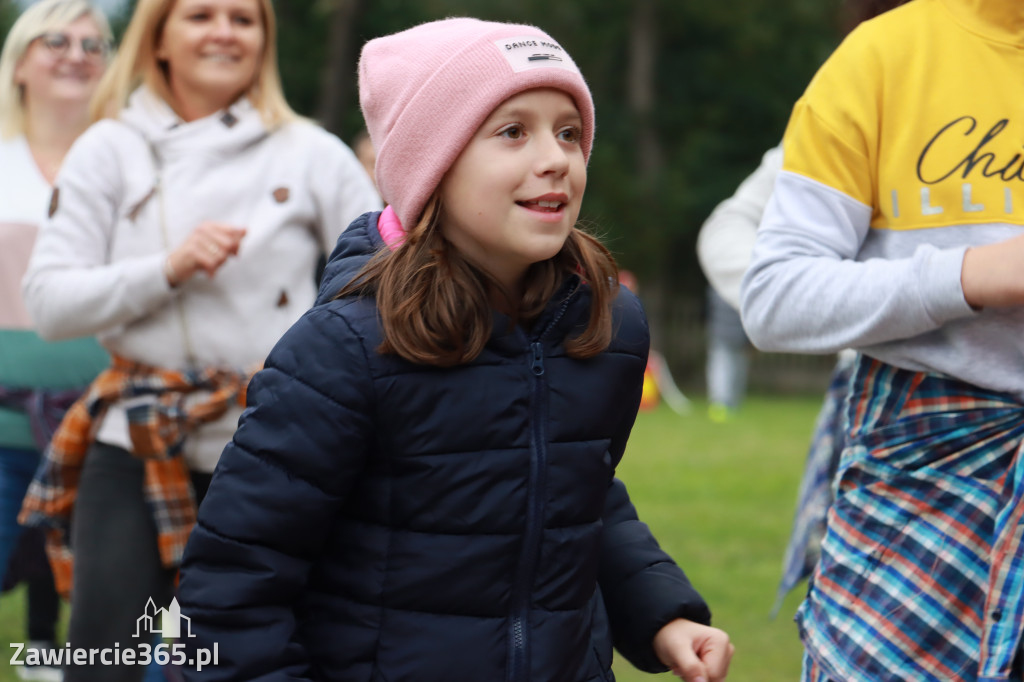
[{"xmin": 358, "ymin": 17, "xmax": 595, "ymax": 230}]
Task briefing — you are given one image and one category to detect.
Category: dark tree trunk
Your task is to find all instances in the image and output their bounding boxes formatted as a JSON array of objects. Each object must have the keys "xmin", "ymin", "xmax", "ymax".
[
  {"xmin": 315, "ymin": 0, "xmax": 363, "ymax": 135},
  {"xmin": 628, "ymin": 0, "xmax": 661, "ymax": 186}
]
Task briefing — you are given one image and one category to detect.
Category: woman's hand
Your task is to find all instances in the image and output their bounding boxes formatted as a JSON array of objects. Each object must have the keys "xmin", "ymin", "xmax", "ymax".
[
  {"xmin": 653, "ymin": 618, "xmax": 734, "ymax": 682},
  {"xmin": 165, "ymin": 221, "xmax": 247, "ymax": 287}
]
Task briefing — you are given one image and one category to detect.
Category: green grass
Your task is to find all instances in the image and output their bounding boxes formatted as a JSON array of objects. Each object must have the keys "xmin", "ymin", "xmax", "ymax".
[
  {"xmin": 0, "ymin": 395, "xmax": 821, "ymax": 681},
  {"xmin": 610, "ymin": 396, "xmax": 818, "ymax": 681}
]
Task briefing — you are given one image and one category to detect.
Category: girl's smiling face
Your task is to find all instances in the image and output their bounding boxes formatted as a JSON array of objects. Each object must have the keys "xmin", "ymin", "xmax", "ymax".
[
  {"xmin": 156, "ymin": 0, "xmax": 265, "ymax": 121},
  {"xmin": 438, "ymin": 88, "xmax": 587, "ymax": 295}
]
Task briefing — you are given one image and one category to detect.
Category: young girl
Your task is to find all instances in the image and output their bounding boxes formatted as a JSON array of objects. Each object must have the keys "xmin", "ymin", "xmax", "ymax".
[
  {"xmin": 741, "ymin": 0, "xmax": 1024, "ymax": 679},
  {"xmin": 179, "ymin": 17, "xmax": 732, "ymax": 682}
]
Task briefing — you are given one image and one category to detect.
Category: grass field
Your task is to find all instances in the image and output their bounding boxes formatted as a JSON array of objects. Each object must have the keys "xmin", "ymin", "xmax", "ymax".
[{"xmin": 0, "ymin": 394, "xmax": 821, "ymax": 681}]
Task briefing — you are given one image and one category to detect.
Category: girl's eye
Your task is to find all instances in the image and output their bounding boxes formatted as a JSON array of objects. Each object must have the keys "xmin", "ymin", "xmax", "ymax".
[
  {"xmin": 187, "ymin": 12, "xmax": 210, "ymax": 21},
  {"xmin": 499, "ymin": 125, "xmax": 524, "ymax": 140},
  {"xmin": 232, "ymin": 14, "xmax": 256, "ymax": 25},
  {"xmin": 558, "ymin": 126, "xmax": 582, "ymax": 144}
]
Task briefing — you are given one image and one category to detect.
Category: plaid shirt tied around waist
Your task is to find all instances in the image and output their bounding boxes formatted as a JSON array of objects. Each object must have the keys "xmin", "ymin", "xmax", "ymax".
[
  {"xmin": 18, "ymin": 355, "xmax": 253, "ymax": 598},
  {"xmin": 799, "ymin": 356, "xmax": 1024, "ymax": 682},
  {"xmin": 773, "ymin": 353, "xmax": 856, "ymax": 618}
]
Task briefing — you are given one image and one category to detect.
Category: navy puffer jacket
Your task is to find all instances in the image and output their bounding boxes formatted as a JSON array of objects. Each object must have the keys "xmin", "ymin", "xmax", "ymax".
[{"xmin": 179, "ymin": 212, "xmax": 711, "ymax": 681}]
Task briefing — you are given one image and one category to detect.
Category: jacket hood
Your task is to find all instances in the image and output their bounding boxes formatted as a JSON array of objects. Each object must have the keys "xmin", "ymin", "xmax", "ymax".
[
  {"xmin": 118, "ymin": 86, "xmax": 268, "ymax": 160},
  {"xmin": 316, "ymin": 211, "xmax": 383, "ymax": 304}
]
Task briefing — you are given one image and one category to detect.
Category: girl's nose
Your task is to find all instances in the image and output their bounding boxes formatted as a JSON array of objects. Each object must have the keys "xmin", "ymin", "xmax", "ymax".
[{"xmin": 536, "ymin": 133, "xmax": 570, "ymax": 176}]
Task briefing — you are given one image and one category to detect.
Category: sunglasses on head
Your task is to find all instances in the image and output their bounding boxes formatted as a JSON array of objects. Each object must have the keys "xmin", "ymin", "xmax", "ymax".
[{"xmin": 36, "ymin": 32, "xmax": 110, "ymax": 59}]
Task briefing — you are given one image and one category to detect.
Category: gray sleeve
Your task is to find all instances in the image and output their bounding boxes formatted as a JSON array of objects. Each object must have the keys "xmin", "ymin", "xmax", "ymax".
[{"xmin": 740, "ymin": 170, "xmax": 975, "ymax": 354}]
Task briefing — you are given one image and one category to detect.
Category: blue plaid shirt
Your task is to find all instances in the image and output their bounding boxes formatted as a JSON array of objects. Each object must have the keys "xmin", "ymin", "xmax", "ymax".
[{"xmin": 799, "ymin": 356, "xmax": 1024, "ymax": 681}]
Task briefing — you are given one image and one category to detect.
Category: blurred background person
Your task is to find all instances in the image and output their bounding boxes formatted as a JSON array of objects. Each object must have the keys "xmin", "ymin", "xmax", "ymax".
[
  {"xmin": 697, "ymin": 145, "xmax": 781, "ymax": 314},
  {"xmin": 695, "ymin": 129, "xmax": 858, "ymax": 622},
  {"xmin": 17, "ymin": 0, "xmax": 380, "ymax": 679},
  {"xmin": 0, "ymin": 1, "xmax": 111, "ymax": 680},
  {"xmin": 703, "ymin": 286, "xmax": 750, "ymax": 422},
  {"xmin": 695, "ymin": 147, "xmax": 764, "ymax": 422}
]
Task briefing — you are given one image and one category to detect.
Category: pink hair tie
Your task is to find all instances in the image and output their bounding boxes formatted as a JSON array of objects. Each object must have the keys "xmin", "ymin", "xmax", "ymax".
[{"xmin": 377, "ymin": 205, "xmax": 406, "ymax": 251}]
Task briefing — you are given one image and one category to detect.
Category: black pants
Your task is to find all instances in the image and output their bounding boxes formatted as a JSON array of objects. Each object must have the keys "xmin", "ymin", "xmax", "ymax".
[
  {"xmin": 25, "ymin": 532, "xmax": 60, "ymax": 642},
  {"xmin": 64, "ymin": 442, "xmax": 211, "ymax": 682}
]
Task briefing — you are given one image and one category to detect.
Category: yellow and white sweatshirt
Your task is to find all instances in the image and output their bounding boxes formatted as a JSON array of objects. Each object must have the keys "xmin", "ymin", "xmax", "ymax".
[{"xmin": 741, "ymin": 0, "xmax": 1024, "ymax": 398}]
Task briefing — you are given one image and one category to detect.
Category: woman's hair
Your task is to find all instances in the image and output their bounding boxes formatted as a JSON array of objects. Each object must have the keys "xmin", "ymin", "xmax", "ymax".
[
  {"xmin": 89, "ymin": 0, "xmax": 296, "ymax": 126},
  {"xmin": 337, "ymin": 198, "xmax": 620, "ymax": 367},
  {"xmin": 0, "ymin": 0, "xmax": 112, "ymax": 140}
]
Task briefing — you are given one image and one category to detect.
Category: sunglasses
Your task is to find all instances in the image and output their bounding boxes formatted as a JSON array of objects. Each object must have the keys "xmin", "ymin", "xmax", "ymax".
[{"xmin": 35, "ymin": 32, "xmax": 110, "ymax": 59}]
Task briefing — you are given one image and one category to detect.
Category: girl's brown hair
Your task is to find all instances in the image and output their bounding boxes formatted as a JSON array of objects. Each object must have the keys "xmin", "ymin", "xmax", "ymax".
[{"xmin": 337, "ymin": 198, "xmax": 620, "ymax": 367}]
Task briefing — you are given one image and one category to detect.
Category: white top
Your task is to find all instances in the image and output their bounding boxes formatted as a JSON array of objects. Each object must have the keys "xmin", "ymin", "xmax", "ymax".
[
  {"xmin": 0, "ymin": 136, "xmax": 50, "ymax": 328},
  {"xmin": 0, "ymin": 135, "xmax": 51, "ymax": 222},
  {"xmin": 23, "ymin": 88, "xmax": 382, "ymax": 470}
]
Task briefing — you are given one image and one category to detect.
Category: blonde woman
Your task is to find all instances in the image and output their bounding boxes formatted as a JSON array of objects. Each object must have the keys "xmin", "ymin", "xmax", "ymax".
[
  {"xmin": 19, "ymin": 0, "xmax": 381, "ymax": 679},
  {"xmin": 0, "ymin": 1, "xmax": 110, "ymax": 679}
]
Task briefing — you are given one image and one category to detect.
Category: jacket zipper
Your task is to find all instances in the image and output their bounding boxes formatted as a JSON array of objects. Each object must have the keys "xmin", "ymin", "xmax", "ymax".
[
  {"xmin": 507, "ymin": 289, "xmax": 576, "ymax": 682},
  {"xmin": 509, "ymin": 341, "xmax": 546, "ymax": 682}
]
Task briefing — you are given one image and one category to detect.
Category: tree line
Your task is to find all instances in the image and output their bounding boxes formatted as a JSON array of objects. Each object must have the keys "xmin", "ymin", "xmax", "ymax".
[{"xmin": 2, "ymin": 0, "xmax": 846, "ymax": 302}]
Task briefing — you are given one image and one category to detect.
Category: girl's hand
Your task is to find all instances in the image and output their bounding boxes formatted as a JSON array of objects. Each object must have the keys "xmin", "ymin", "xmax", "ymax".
[
  {"xmin": 165, "ymin": 221, "xmax": 247, "ymax": 287},
  {"xmin": 653, "ymin": 618, "xmax": 734, "ymax": 682},
  {"xmin": 961, "ymin": 233, "xmax": 1024, "ymax": 309}
]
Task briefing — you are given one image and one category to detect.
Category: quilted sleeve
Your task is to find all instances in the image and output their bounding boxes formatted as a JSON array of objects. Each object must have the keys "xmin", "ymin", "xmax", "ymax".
[
  {"xmin": 598, "ymin": 292, "xmax": 712, "ymax": 673},
  {"xmin": 177, "ymin": 303, "xmax": 375, "ymax": 681},
  {"xmin": 599, "ymin": 478, "xmax": 712, "ymax": 674}
]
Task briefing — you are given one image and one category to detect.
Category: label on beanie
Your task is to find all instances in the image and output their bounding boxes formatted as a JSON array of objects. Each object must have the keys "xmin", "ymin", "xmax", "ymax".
[{"xmin": 493, "ymin": 36, "xmax": 581, "ymax": 75}]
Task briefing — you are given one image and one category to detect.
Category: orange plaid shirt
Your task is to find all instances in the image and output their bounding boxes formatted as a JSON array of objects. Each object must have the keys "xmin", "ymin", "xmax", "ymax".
[{"xmin": 18, "ymin": 355, "xmax": 253, "ymax": 597}]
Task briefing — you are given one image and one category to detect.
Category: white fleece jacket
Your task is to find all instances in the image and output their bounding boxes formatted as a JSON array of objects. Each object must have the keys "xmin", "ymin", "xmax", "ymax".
[
  {"xmin": 697, "ymin": 145, "xmax": 782, "ymax": 311},
  {"xmin": 23, "ymin": 88, "xmax": 382, "ymax": 470}
]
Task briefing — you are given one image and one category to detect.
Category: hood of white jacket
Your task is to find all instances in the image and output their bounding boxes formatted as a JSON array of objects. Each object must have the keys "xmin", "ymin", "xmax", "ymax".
[{"xmin": 118, "ymin": 86, "xmax": 269, "ymax": 161}]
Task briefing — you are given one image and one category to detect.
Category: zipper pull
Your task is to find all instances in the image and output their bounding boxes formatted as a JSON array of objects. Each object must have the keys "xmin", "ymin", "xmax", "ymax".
[{"xmin": 530, "ymin": 342, "xmax": 545, "ymax": 376}]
